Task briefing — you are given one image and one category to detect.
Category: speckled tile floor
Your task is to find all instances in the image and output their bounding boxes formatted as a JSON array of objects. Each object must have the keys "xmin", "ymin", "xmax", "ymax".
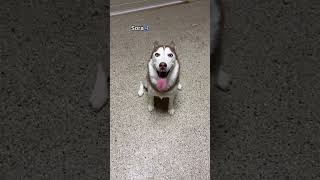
[
  {"xmin": 1, "ymin": 1, "xmax": 109, "ymax": 179},
  {"xmin": 110, "ymin": 1, "xmax": 210, "ymax": 179},
  {"xmin": 211, "ymin": 0, "xmax": 320, "ymax": 179}
]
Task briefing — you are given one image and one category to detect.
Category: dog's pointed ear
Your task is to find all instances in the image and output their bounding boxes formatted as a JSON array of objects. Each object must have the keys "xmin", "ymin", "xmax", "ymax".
[
  {"xmin": 153, "ymin": 40, "xmax": 159, "ymax": 48},
  {"xmin": 169, "ymin": 41, "xmax": 176, "ymax": 48}
]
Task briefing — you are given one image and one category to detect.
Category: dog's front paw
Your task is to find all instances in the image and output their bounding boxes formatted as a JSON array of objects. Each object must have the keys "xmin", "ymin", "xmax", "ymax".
[
  {"xmin": 168, "ymin": 108, "xmax": 175, "ymax": 115},
  {"xmin": 178, "ymin": 83, "xmax": 182, "ymax": 90},
  {"xmin": 138, "ymin": 89, "xmax": 144, "ymax": 97},
  {"xmin": 148, "ymin": 105, "xmax": 154, "ymax": 112},
  {"xmin": 216, "ymin": 70, "xmax": 232, "ymax": 91}
]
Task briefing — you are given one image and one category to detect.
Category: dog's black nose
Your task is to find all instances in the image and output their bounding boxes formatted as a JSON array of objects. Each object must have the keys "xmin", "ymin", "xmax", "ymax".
[{"xmin": 159, "ymin": 62, "xmax": 167, "ymax": 69}]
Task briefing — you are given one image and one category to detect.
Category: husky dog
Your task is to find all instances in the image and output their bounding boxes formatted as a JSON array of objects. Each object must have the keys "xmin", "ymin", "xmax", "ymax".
[
  {"xmin": 138, "ymin": 41, "xmax": 182, "ymax": 115},
  {"xmin": 211, "ymin": 0, "xmax": 232, "ymax": 90}
]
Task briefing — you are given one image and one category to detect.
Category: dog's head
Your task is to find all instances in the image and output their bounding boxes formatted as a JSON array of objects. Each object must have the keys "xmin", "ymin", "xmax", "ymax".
[{"xmin": 150, "ymin": 41, "xmax": 177, "ymax": 78}]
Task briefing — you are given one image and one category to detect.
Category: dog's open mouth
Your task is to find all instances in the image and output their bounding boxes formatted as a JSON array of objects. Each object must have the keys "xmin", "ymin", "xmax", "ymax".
[
  {"xmin": 157, "ymin": 71, "xmax": 168, "ymax": 91},
  {"xmin": 158, "ymin": 71, "xmax": 168, "ymax": 78}
]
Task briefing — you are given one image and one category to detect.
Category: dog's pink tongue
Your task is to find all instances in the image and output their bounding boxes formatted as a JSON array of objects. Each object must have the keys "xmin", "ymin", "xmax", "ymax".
[{"xmin": 157, "ymin": 78, "xmax": 168, "ymax": 91}]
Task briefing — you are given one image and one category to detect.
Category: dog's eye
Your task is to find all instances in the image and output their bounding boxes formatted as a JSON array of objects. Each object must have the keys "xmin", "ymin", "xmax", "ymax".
[
  {"xmin": 154, "ymin": 53, "xmax": 160, "ymax": 57},
  {"xmin": 168, "ymin": 53, "xmax": 173, "ymax": 57}
]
